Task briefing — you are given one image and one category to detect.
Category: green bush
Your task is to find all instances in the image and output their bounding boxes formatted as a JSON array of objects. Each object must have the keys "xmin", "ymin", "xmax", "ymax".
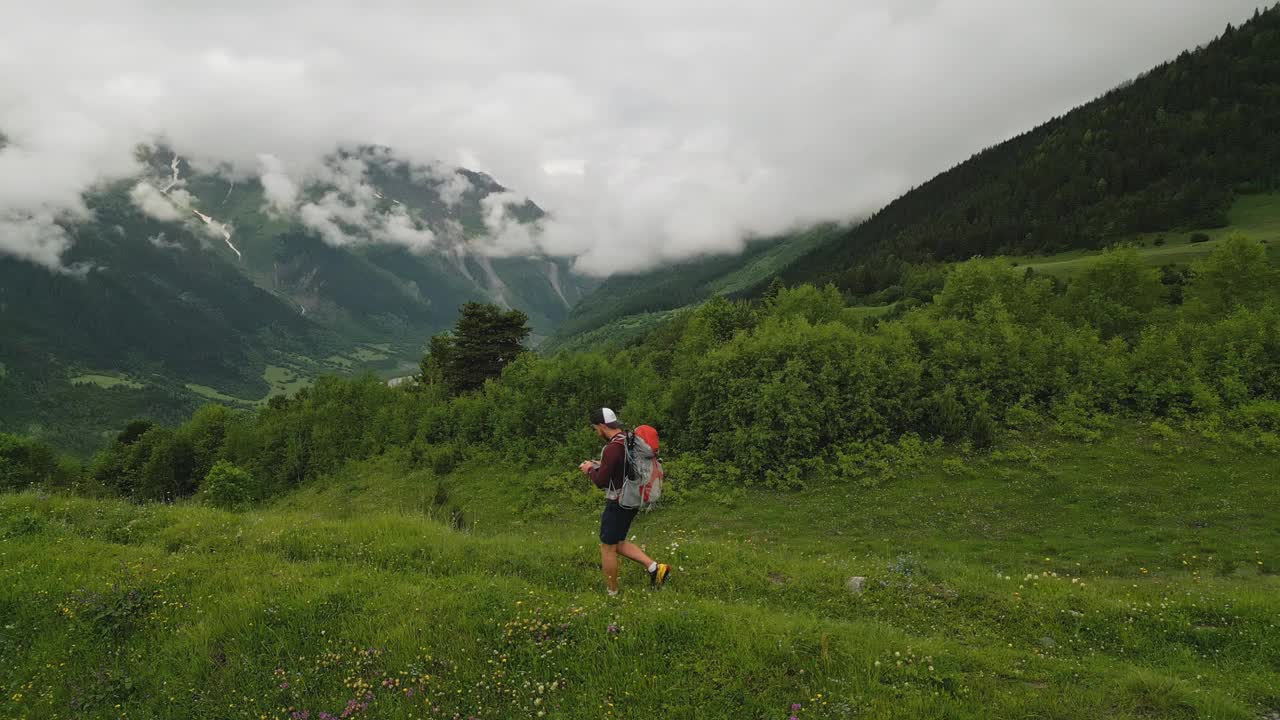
[
  {"xmin": 423, "ymin": 443, "xmax": 463, "ymax": 476},
  {"xmin": 1228, "ymin": 399, "xmax": 1280, "ymax": 431},
  {"xmin": 0, "ymin": 433, "xmax": 67, "ymax": 491},
  {"xmin": 200, "ymin": 460, "xmax": 253, "ymax": 510}
]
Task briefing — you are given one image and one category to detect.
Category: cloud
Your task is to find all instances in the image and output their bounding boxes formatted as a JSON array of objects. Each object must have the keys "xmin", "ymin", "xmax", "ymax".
[
  {"xmin": 0, "ymin": 211, "xmax": 73, "ymax": 271},
  {"xmin": 292, "ymin": 156, "xmax": 438, "ymax": 252},
  {"xmin": 129, "ymin": 181, "xmax": 185, "ymax": 221},
  {"xmin": 0, "ymin": 0, "xmax": 1265, "ymax": 273},
  {"xmin": 433, "ymin": 168, "xmax": 473, "ymax": 208},
  {"xmin": 257, "ymin": 153, "xmax": 299, "ymax": 213},
  {"xmin": 478, "ymin": 192, "xmax": 538, "ymax": 257},
  {"xmin": 147, "ymin": 231, "xmax": 183, "ymax": 250},
  {"xmin": 376, "ymin": 206, "xmax": 437, "ymax": 253}
]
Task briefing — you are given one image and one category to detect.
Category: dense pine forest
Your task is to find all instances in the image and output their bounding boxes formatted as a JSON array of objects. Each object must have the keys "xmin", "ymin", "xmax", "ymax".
[{"xmin": 781, "ymin": 7, "xmax": 1280, "ymax": 292}]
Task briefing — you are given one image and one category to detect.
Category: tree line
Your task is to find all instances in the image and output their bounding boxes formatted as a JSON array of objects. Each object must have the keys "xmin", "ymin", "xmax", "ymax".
[{"xmin": 3, "ymin": 235, "xmax": 1278, "ymax": 504}]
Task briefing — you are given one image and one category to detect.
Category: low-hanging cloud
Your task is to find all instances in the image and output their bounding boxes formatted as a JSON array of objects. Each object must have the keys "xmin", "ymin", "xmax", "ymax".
[
  {"xmin": 284, "ymin": 155, "xmax": 441, "ymax": 252},
  {"xmin": 0, "ymin": 0, "xmax": 1265, "ymax": 275},
  {"xmin": 129, "ymin": 182, "xmax": 186, "ymax": 222}
]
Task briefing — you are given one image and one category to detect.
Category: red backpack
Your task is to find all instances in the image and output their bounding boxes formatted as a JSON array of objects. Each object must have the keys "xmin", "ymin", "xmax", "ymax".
[{"xmin": 620, "ymin": 425, "xmax": 664, "ymax": 510}]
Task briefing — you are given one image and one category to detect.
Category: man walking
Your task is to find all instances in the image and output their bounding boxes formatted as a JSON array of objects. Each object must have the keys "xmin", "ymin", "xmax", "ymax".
[{"xmin": 579, "ymin": 407, "xmax": 671, "ymax": 596}]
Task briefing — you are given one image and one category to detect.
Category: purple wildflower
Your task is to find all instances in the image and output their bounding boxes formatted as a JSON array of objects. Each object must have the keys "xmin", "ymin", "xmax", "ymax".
[
  {"xmin": 606, "ymin": 623, "xmax": 618, "ymax": 634},
  {"xmin": 792, "ymin": 704, "xmax": 802, "ymax": 711}
]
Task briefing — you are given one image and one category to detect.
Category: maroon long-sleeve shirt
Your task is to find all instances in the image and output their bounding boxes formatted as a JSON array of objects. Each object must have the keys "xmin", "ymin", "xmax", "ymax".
[{"xmin": 588, "ymin": 432, "xmax": 627, "ymax": 496}]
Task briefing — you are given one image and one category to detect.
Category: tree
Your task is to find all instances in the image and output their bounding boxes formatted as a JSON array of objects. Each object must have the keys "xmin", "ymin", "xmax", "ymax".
[
  {"xmin": 422, "ymin": 303, "xmax": 531, "ymax": 395},
  {"xmin": 1065, "ymin": 246, "xmax": 1165, "ymax": 341},
  {"xmin": 1186, "ymin": 233, "xmax": 1277, "ymax": 316},
  {"xmin": 201, "ymin": 460, "xmax": 254, "ymax": 510},
  {"xmin": 0, "ymin": 433, "xmax": 62, "ymax": 491}
]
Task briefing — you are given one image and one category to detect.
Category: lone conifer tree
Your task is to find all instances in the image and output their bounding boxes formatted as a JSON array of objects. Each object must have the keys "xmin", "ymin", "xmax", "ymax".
[{"xmin": 420, "ymin": 303, "xmax": 530, "ymax": 394}]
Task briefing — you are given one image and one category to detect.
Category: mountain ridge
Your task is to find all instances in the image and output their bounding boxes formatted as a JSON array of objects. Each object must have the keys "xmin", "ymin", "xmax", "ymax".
[{"xmin": 0, "ymin": 142, "xmax": 593, "ymax": 452}]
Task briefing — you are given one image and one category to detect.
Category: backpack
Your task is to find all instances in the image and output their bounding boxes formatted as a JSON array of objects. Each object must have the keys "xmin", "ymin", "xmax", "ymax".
[{"xmin": 618, "ymin": 425, "xmax": 664, "ymax": 511}]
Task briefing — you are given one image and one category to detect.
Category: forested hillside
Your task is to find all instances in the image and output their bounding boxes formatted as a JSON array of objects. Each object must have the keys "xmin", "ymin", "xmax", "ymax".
[
  {"xmin": 782, "ymin": 5, "xmax": 1280, "ymax": 294},
  {"xmin": 551, "ymin": 4, "xmax": 1280, "ymax": 344},
  {"xmin": 547, "ymin": 225, "xmax": 842, "ymax": 347},
  {"xmin": 0, "ymin": 145, "xmax": 591, "ymax": 453}
]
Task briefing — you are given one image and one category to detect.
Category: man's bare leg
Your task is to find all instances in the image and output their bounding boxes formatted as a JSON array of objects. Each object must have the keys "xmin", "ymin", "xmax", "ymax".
[
  {"xmin": 617, "ymin": 541, "xmax": 654, "ymax": 568},
  {"xmin": 599, "ymin": 543, "xmax": 620, "ymax": 594}
]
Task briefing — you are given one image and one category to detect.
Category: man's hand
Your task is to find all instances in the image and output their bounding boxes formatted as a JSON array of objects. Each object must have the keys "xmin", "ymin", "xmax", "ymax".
[{"xmin": 578, "ymin": 460, "xmax": 594, "ymax": 474}]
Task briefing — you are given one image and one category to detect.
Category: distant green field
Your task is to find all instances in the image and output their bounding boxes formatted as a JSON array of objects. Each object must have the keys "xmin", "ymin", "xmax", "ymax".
[
  {"xmin": 1018, "ymin": 192, "xmax": 1280, "ymax": 277},
  {"xmin": 184, "ymin": 382, "xmax": 250, "ymax": 403},
  {"xmin": 69, "ymin": 373, "xmax": 144, "ymax": 390},
  {"xmin": 323, "ymin": 354, "xmax": 355, "ymax": 368},
  {"xmin": 263, "ymin": 364, "xmax": 313, "ymax": 399},
  {"xmin": 544, "ymin": 307, "xmax": 688, "ymax": 354},
  {"xmin": 842, "ymin": 303, "xmax": 897, "ymax": 321},
  {"xmin": 186, "ymin": 365, "xmax": 314, "ymax": 406},
  {"xmin": 349, "ymin": 346, "xmax": 391, "ymax": 362}
]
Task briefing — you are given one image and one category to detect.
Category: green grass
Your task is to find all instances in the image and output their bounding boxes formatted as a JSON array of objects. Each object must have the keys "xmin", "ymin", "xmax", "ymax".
[
  {"xmin": 544, "ymin": 308, "xmax": 689, "ymax": 354},
  {"xmin": 1016, "ymin": 192, "xmax": 1280, "ymax": 278},
  {"xmin": 184, "ymin": 383, "xmax": 252, "ymax": 404},
  {"xmin": 67, "ymin": 374, "xmax": 144, "ymax": 390},
  {"xmin": 263, "ymin": 365, "xmax": 313, "ymax": 399},
  {"xmin": 842, "ymin": 303, "xmax": 898, "ymax": 322},
  {"xmin": 322, "ymin": 355, "xmax": 355, "ymax": 369},
  {"xmin": 186, "ymin": 367, "xmax": 313, "ymax": 406},
  {"xmin": 2, "ymin": 423, "xmax": 1277, "ymax": 719},
  {"xmin": 349, "ymin": 346, "xmax": 391, "ymax": 363}
]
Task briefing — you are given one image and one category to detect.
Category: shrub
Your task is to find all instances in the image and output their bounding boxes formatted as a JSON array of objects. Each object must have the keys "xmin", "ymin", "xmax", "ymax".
[
  {"xmin": 1051, "ymin": 392, "xmax": 1106, "ymax": 443},
  {"xmin": 1190, "ymin": 232, "xmax": 1211, "ymax": 244},
  {"xmin": 1228, "ymin": 400, "xmax": 1280, "ymax": 432},
  {"xmin": 200, "ymin": 461, "xmax": 253, "ymax": 510},
  {"xmin": 423, "ymin": 443, "xmax": 463, "ymax": 475},
  {"xmin": 0, "ymin": 433, "xmax": 66, "ymax": 491},
  {"xmin": 832, "ymin": 434, "xmax": 937, "ymax": 488}
]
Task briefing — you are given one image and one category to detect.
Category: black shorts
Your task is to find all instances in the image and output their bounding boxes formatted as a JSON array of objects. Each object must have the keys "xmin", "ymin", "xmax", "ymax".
[{"xmin": 599, "ymin": 500, "xmax": 638, "ymax": 545}]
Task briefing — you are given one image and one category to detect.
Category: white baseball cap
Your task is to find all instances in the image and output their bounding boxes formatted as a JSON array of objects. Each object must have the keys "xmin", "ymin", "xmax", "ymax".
[{"xmin": 589, "ymin": 407, "xmax": 620, "ymax": 428}]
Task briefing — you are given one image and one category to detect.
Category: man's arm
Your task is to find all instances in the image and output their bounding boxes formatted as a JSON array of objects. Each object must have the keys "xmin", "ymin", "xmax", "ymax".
[{"xmin": 586, "ymin": 441, "xmax": 623, "ymax": 489}]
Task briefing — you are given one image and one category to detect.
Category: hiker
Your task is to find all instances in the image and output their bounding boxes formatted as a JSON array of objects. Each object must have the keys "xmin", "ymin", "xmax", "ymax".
[{"xmin": 579, "ymin": 407, "xmax": 670, "ymax": 596}]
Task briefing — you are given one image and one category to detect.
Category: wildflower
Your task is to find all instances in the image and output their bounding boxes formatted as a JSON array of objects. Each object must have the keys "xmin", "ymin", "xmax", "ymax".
[
  {"xmin": 607, "ymin": 623, "xmax": 618, "ymax": 634},
  {"xmin": 792, "ymin": 703, "xmax": 802, "ymax": 711}
]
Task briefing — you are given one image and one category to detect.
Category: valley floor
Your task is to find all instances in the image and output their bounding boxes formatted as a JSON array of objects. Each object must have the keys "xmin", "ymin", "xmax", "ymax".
[{"xmin": 1, "ymin": 424, "xmax": 1277, "ymax": 719}]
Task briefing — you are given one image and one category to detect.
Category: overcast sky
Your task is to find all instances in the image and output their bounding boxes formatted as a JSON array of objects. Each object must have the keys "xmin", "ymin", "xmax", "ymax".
[{"xmin": 0, "ymin": 1, "xmax": 1264, "ymax": 274}]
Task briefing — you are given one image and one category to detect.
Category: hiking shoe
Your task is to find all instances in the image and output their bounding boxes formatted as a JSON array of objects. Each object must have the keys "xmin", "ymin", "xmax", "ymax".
[{"xmin": 649, "ymin": 563, "xmax": 671, "ymax": 588}]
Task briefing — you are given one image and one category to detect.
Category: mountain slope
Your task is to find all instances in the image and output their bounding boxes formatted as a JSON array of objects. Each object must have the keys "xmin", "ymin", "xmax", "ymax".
[
  {"xmin": 547, "ymin": 5, "xmax": 1280, "ymax": 352},
  {"xmin": 545, "ymin": 225, "xmax": 843, "ymax": 349},
  {"xmin": 782, "ymin": 5, "xmax": 1280, "ymax": 293},
  {"xmin": 0, "ymin": 144, "xmax": 592, "ymax": 452}
]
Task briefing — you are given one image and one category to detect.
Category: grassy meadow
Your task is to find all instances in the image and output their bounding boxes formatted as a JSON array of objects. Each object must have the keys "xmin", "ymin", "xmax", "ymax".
[
  {"xmin": 1017, "ymin": 192, "xmax": 1280, "ymax": 279},
  {"xmin": 2, "ymin": 422, "xmax": 1277, "ymax": 720}
]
